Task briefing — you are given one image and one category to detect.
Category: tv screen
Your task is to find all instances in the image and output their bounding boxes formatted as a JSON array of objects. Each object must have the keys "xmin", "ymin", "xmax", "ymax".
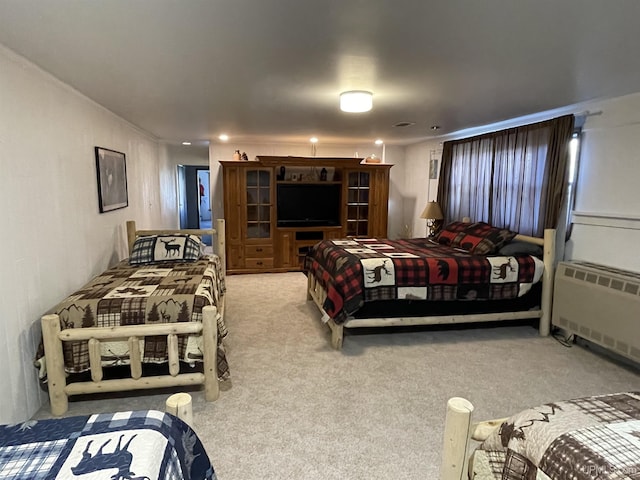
[{"xmin": 277, "ymin": 183, "xmax": 341, "ymax": 227}]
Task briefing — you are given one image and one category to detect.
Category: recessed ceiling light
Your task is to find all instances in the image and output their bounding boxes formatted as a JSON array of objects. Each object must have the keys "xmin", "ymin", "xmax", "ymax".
[
  {"xmin": 218, "ymin": 134, "xmax": 229, "ymax": 142},
  {"xmin": 310, "ymin": 137, "xmax": 318, "ymax": 143},
  {"xmin": 182, "ymin": 141, "xmax": 191, "ymax": 146},
  {"xmin": 374, "ymin": 139, "xmax": 384, "ymax": 145},
  {"xmin": 340, "ymin": 91, "xmax": 373, "ymax": 113},
  {"xmin": 393, "ymin": 121, "xmax": 415, "ymax": 128},
  {"xmin": 431, "ymin": 125, "xmax": 441, "ymax": 130}
]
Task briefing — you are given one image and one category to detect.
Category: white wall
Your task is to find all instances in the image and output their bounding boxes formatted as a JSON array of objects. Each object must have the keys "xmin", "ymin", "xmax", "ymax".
[
  {"xmin": 0, "ymin": 45, "xmax": 171, "ymax": 423},
  {"xmin": 208, "ymin": 142, "xmax": 405, "ymax": 238},
  {"xmin": 403, "ymin": 141, "xmax": 442, "ymax": 238},
  {"xmin": 565, "ymin": 92, "xmax": 640, "ymax": 272}
]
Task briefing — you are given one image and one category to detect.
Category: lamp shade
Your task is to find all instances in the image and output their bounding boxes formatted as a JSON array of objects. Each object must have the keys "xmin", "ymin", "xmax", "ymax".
[
  {"xmin": 420, "ymin": 201, "xmax": 444, "ymax": 220},
  {"xmin": 340, "ymin": 91, "xmax": 373, "ymax": 113}
]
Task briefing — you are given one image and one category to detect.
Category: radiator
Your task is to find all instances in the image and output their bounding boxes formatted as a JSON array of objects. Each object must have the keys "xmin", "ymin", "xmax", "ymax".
[{"xmin": 553, "ymin": 261, "xmax": 640, "ymax": 363}]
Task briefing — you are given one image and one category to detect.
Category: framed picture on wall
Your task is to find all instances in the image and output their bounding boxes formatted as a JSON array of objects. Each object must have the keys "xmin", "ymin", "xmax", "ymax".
[
  {"xmin": 95, "ymin": 146, "xmax": 128, "ymax": 213},
  {"xmin": 429, "ymin": 159, "xmax": 439, "ymax": 179}
]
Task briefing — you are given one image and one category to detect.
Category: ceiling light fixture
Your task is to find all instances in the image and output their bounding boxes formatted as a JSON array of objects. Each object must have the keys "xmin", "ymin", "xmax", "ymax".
[
  {"xmin": 310, "ymin": 137, "xmax": 318, "ymax": 156},
  {"xmin": 218, "ymin": 134, "xmax": 229, "ymax": 142},
  {"xmin": 340, "ymin": 90, "xmax": 373, "ymax": 113},
  {"xmin": 182, "ymin": 141, "xmax": 191, "ymax": 146},
  {"xmin": 374, "ymin": 139, "xmax": 383, "ymax": 145}
]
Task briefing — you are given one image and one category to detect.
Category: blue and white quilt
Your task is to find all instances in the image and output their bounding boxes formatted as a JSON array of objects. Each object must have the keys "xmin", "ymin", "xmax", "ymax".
[{"xmin": 0, "ymin": 410, "xmax": 216, "ymax": 479}]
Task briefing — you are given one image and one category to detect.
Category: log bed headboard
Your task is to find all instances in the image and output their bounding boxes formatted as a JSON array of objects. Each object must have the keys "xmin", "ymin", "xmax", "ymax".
[{"xmin": 126, "ymin": 219, "xmax": 226, "ymax": 273}]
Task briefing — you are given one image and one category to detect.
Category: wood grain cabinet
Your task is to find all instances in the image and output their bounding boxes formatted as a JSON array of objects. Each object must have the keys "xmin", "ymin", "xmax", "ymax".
[
  {"xmin": 343, "ymin": 168, "xmax": 390, "ymax": 238},
  {"xmin": 220, "ymin": 157, "xmax": 391, "ymax": 274}
]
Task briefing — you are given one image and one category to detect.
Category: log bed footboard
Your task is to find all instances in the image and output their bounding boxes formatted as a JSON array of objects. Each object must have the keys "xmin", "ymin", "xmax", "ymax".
[{"xmin": 41, "ymin": 305, "xmax": 219, "ymax": 416}]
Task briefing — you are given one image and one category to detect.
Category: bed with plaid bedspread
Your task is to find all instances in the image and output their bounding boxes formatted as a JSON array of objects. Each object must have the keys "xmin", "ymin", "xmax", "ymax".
[
  {"xmin": 305, "ymin": 237, "xmax": 544, "ymax": 324},
  {"xmin": 0, "ymin": 410, "xmax": 216, "ymax": 479},
  {"xmin": 470, "ymin": 392, "xmax": 640, "ymax": 480},
  {"xmin": 36, "ymin": 254, "xmax": 229, "ymax": 380}
]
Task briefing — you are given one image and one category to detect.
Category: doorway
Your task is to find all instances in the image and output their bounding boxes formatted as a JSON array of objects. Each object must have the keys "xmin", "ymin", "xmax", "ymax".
[{"xmin": 177, "ymin": 165, "xmax": 212, "ymax": 246}]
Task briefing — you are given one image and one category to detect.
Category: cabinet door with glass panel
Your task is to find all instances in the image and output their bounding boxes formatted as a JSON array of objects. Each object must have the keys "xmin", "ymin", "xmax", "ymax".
[
  {"xmin": 244, "ymin": 169, "xmax": 272, "ymax": 240},
  {"xmin": 344, "ymin": 170, "xmax": 371, "ymax": 237}
]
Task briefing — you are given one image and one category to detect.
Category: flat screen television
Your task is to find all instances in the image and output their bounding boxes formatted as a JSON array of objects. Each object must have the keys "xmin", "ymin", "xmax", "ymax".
[{"xmin": 277, "ymin": 183, "xmax": 341, "ymax": 227}]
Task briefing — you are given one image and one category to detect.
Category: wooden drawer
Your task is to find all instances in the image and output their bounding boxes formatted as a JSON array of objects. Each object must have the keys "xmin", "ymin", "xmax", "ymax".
[
  {"xmin": 245, "ymin": 257, "xmax": 274, "ymax": 269},
  {"xmin": 245, "ymin": 245, "xmax": 274, "ymax": 257}
]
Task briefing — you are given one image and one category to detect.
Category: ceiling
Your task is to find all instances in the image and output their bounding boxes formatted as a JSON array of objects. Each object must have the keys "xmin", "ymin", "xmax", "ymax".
[{"xmin": 1, "ymin": 1, "xmax": 640, "ymax": 146}]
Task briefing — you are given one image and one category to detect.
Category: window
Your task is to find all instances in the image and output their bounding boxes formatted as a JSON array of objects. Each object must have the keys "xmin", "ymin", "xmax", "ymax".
[
  {"xmin": 564, "ymin": 129, "xmax": 581, "ymax": 238},
  {"xmin": 437, "ymin": 115, "xmax": 575, "ymax": 237}
]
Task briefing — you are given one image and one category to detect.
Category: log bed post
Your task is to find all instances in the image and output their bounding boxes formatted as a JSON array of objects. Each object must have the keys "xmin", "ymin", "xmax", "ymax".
[
  {"xmin": 126, "ymin": 220, "xmax": 137, "ymax": 255},
  {"xmin": 166, "ymin": 392, "xmax": 194, "ymax": 428},
  {"xmin": 539, "ymin": 228, "xmax": 556, "ymax": 337},
  {"xmin": 440, "ymin": 397, "xmax": 509, "ymax": 480},
  {"xmin": 306, "ymin": 271, "xmax": 313, "ymax": 301},
  {"xmin": 307, "ymin": 273, "xmax": 345, "ymax": 348},
  {"xmin": 328, "ymin": 320, "xmax": 344, "ymax": 349},
  {"xmin": 202, "ymin": 305, "xmax": 219, "ymax": 402},
  {"xmin": 41, "ymin": 314, "xmax": 68, "ymax": 416},
  {"xmin": 440, "ymin": 397, "xmax": 474, "ymax": 480}
]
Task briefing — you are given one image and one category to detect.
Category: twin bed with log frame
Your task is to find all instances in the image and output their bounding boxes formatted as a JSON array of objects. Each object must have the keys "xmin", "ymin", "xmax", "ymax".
[
  {"xmin": 441, "ymin": 391, "xmax": 640, "ymax": 480},
  {"xmin": 307, "ymin": 228, "xmax": 556, "ymax": 349},
  {"xmin": 40, "ymin": 219, "xmax": 226, "ymax": 416}
]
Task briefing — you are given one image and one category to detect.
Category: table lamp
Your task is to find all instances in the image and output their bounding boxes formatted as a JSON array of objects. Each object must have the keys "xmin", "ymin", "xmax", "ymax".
[{"xmin": 420, "ymin": 201, "xmax": 444, "ymax": 237}]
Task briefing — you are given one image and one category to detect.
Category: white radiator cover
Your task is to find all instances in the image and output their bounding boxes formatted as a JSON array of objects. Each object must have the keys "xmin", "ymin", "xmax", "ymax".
[{"xmin": 553, "ymin": 261, "xmax": 640, "ymax": 363}]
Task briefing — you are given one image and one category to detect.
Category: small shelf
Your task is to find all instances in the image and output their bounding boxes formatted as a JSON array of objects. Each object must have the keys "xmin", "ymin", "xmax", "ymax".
[
  {"xmin": 276, "ymin": 180, "xmax": 341, "ymax": 185},
  {"xmin": 275, "ymin": 165, "xmax": 340, "ymax": 183}
]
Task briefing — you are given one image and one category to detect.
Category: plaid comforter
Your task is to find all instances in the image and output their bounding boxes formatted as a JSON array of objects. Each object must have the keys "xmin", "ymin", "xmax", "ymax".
[
  {"xmin": 471, "ymin": 392, "xmax": 640, "ymax": 480},
  {"xmin": 36, "ymin": 255, "xmax": 229, "ymax": 379},
  {"xmin": 0, "ymin": 410, "xmax": 216, "ymax": 479},
  {"xmin": 305, "ymin": 238, "xmax": 544, "ymax": 323}
]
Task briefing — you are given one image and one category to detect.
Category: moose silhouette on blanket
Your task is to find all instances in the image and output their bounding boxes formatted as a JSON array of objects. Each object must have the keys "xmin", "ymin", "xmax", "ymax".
[{"xmin": 0, "ymin": 410, "xmax": 216, "ymax": 479}]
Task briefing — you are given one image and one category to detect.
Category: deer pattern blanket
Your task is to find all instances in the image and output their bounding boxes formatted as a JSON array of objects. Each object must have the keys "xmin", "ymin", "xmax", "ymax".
[
  {"xmin": 470, "ymin": 392, "xmax": 640, "ymax": 480},
  {"xmin": 36, "ymin": 255, "xmax": 229, "ymax": 379},
  {"xmin": 0, "ymin": 410, "xmax": 216, "ymax": 479},
  {"xmin": 305, "ymin": 237, "xmax": 544, "ymax": 323}
]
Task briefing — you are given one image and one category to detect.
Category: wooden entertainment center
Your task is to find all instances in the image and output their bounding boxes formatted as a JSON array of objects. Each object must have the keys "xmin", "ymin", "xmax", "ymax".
[{"xmin": 220, "ymin": 156, "xmax": 392, "ymax": 274}]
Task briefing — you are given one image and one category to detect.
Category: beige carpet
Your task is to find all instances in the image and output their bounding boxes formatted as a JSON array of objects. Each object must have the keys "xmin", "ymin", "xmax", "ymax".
[{"xmin": 34, "ymin": 272, "xmax": 640, "ymax": 479}]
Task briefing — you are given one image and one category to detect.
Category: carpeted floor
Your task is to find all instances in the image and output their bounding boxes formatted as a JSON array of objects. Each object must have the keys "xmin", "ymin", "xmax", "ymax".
[{"xmin": 34, "ymin": 272, "xmax": 640, "ymax": 479}]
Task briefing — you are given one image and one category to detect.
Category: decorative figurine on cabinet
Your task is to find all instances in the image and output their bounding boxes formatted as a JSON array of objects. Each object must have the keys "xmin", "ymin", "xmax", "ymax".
[
  {"xmin": 241, "ymin": 152, "xmax": 249, "ymax": 161},
  {"xmin": 233, "ymin": 150, "xmax": 241, "ymax": 160}
]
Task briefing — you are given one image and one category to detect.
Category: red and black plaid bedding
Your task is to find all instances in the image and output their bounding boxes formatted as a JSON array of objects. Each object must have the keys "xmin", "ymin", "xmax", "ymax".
[{"xmin": 305, "ymin": 237, "xmax": 544, "ymax": 324}]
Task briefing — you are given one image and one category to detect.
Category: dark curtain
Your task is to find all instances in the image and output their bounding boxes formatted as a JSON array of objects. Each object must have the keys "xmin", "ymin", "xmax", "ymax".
[{"xmin": 437, "ymin": 115, "xmax": 574, "ymax": 237}]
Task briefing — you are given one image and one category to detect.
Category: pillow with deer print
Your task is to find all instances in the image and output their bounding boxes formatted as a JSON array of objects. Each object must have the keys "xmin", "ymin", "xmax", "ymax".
[
  {"xmin": 129, "ymin": 234, "xmax": 203, "ymax": 265},
  {"xmin": 436, "ymin": 221, "xmax": 517, "ymax": 255}
]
